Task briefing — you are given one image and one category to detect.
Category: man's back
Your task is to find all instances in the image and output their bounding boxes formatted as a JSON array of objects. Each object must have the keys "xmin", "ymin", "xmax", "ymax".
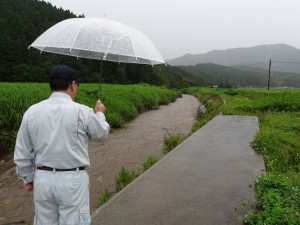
[
  {"xmin": 26, "ymin": 92, "xmax": 91, "ymax": 169},
  {"xmin": 14, "ymin": 65, "xmax": 110, "ymax": 225}
]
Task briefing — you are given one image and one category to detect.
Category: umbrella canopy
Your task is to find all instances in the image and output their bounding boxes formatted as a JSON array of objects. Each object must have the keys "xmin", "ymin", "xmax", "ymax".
[{"xmin": 29, "ymin": 17, "xmax": 165, "ymax": 65}]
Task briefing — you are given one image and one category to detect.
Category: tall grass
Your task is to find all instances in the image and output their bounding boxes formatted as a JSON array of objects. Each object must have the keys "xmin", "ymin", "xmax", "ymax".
[
  {"xmin": 115, "ymin": 166, "xmax": 138, "ymax": 192},
  {"xmin": 0, "ymin": 83, "xmax": 180, "ymax": 155},
  {"xmin": 185, "ymin": 87, "xmax": 300, "ymax": 224},
  {"xmin": 143, "ymin": 155, "xmax": 158, "ymax": 171},
  {"xmin": 96, "ymin": 188, "xmax": 111, "ymax": 208},
  {"xmin": 163, "ymin": 134, "xmax": 185, "ymax": 154}
]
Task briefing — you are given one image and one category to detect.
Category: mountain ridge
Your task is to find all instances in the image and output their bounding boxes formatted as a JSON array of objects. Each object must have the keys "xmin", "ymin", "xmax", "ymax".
[{"xmin": 167, "ymin": 44, "xmax": 300, "ymax": 74}]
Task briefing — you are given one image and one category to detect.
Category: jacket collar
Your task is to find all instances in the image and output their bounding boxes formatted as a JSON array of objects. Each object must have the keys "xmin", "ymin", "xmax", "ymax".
[{"xmin": 50, "ymin": 92, "xmax": 73, "ymax": 101}]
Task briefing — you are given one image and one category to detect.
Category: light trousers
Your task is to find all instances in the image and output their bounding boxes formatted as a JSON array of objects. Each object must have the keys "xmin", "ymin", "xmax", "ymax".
[{"xmin": 33, "ymin": 169, "xmax": 90, "ymax": 225}]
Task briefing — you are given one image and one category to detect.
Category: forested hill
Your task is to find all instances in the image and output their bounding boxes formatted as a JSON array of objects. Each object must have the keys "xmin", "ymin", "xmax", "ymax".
[
  {"xmin": 179, "ymin": 63, "xmax": 300, "ymax": 88},
  {"xmin": 0, "ymin": 0, "xmax": 80, "ymax": 81},
  {"xmin": 0, "ymin": 0, "xmax": 199, "ymax": 88}
]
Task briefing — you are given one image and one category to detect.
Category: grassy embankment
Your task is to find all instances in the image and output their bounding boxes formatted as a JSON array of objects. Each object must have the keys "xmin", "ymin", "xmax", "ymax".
[
  {"xmin": 184, "ymin": 87, "xmax": 300, "ymax": 224},
  {"xmin": 0, "ymin": 82, "xmax": 180, "ymax": 155}
]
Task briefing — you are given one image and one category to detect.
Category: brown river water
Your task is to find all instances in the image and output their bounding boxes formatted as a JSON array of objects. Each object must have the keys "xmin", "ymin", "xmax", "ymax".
[{"xmin": 0, "ymin": 94, "xmax": 200, "ymax": 225}]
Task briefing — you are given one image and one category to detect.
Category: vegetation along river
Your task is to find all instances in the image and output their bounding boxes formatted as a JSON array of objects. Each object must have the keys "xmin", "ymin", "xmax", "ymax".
[{"xmin": 0, "ymin": 94, "xmax": 200, "ymax": 225}]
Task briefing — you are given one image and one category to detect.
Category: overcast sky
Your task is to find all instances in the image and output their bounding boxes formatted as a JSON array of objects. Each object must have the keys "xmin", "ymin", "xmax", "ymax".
[{"xmin": 45, "ymin": 0, "xmax": 300, "ymax": 60}]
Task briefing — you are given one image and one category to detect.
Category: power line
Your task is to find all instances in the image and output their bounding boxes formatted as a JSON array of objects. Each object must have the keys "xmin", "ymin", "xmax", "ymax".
[
  {"xmin": 272, "ymin": 61, "xmax": 300, "ymax": 65},
  {"xmin": 242, "ymin": 61, "xmax": 300, "ymax": 66},
  {"xmin": 240, "ymin": 62, "xmax": 267, "ymax": 66}
]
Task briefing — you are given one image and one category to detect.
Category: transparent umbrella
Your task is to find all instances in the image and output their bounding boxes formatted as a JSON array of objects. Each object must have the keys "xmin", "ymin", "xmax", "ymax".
[{"xmin": 29, "ymin": 17, "xmax": 165, "ymax": 97}]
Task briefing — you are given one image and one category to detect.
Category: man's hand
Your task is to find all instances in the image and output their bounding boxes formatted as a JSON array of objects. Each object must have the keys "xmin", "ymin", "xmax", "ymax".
[
  {"xmin": 95, "ymin": 99, "xmax": 106, "ymax": 113},
  {"xmin": 24, "ymin": 182, "xmax": 34, "ymax": 192}
]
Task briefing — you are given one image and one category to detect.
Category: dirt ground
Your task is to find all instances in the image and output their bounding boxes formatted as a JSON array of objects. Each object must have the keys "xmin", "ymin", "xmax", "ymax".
[{"xmin": 0, "ymin": 94, "xmax": 200, "ymax": 225}]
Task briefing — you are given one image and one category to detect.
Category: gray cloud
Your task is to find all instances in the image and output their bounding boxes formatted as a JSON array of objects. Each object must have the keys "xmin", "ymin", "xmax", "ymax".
[{"xmin": 45, "ymin": 0, "xmax": 300, "ymax": 60}]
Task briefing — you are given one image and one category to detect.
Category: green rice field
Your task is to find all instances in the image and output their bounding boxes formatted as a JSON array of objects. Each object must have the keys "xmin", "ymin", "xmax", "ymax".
[{"xmin": 0, "ymin": 83, "xmax": 180, "ymax": 154}]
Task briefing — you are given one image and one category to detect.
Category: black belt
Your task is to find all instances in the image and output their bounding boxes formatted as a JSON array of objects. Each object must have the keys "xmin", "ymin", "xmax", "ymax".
[{"xmin": 37, "ymin": 166, "xmax": 85, "ymax": 172}]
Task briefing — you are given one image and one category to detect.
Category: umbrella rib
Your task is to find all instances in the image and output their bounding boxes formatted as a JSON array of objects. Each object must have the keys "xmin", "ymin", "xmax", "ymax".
[
  {"xmin": 70, "ymin": 22, "xmax": 84, "ymax": 53},
  {"xmin": 103, "ymin": 40, "xmax": 113, "ymax": 60},
  {"xmin": 103, "ymin": 36, "xmax": 125, "ymax": 60},
  {"xmin": 104, "ymin": 35, "xmax": 138, "ymax": 61},
  {"xmin": 39, "ymin": 46, "xmax": 45, "ymax": 54},
  {"xmin": 127, "ymin": 37, "xmax": 138, "ymax": 61}
]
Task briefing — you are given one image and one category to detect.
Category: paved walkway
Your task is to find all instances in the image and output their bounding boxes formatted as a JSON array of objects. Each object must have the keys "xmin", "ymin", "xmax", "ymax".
[{"xmin": 91, "ymin": 115, "xmax": 265, "ymax": 225}]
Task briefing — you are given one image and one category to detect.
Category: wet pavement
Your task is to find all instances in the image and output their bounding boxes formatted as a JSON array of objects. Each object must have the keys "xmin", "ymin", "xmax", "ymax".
[{"xmin": 91, "ymin": 115, "xmax": 265, "ymax": 225}]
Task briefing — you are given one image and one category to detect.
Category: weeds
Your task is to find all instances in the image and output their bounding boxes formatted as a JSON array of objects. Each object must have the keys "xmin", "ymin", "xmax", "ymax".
[
  {"xmin": 143, "ymin": 155, "xmax": 158, "ymax": 171},
  {"xmin": 98, "ymin": 155, "xmax": 158, "ymax": 208},
  {"xmin": 96, "ymin": 188, "xmax": 111, "ymax": 208},
  {"xmin": 235, "ymin": 198, "xmax": 254, "ymax": 216},
  {"xmin": 163, "ymin": 134, "xmax": 185, "ymax": 154},
  {"xmin": 115, "ymin": 166, "xmax": 138, "ymax": 192},
  {"xmin": 243, "ymin": 174, "xmax": 300, "ymax": 225}
]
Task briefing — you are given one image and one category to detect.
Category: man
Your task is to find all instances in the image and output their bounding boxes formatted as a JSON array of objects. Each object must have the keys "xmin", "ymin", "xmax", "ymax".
[{"xmin": 14, "ymin": 65, "xmax": 110, "ymax": 225}]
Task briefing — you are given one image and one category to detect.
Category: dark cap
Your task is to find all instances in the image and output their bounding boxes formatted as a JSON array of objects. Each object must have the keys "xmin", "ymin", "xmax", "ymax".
[{"xmin": 50, "ymin": 65, "xmax": 79, "ymax": 83}]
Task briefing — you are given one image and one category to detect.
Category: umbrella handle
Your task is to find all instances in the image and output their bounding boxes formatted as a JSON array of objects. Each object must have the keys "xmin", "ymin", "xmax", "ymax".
[
  {"xmin": 99, "ymin": 58, "xmax": 103, "ymax": 99},
  {"xmin": 99, "ymin": 75, "xmax": 102, "ymax": 99}
]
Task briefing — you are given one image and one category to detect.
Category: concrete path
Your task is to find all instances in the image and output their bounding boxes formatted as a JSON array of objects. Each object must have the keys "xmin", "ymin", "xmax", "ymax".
[{"xmin": 91, "ymin": 115, "xmax": 265, "ymax": 225}]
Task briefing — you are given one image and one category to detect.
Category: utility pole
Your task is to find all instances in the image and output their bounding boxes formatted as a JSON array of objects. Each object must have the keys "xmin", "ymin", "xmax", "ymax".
[
  {"xmin": 226, "ymin": 75, "xmax": 229, "ymax": 88},
  {"xmin": 268, "ymin": 59, "xmax": 271, "ymax": 91}
]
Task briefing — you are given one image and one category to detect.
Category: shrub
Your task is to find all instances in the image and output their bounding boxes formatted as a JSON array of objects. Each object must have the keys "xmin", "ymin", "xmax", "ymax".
[
  {"xmin": 243, "ymin": 174, "xmax": 300, "ymax": 225},
  {"xmin": 163, "ymin": 134, "xmax": 185, "ymax": 154},
  {"xmin": 115, "ymin": 166, "xmax": 138, "ymax": 191},
  {"xmin": 225, "ymin": 89, "xmax": 239, "ymax": 95},
  {"xmin": 96, "ymin": 188, "xmax": 111, "ymax": 208},
  {"xmin": 143, "ymin": 155, "xmax": 158, "ymax": 171}
]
